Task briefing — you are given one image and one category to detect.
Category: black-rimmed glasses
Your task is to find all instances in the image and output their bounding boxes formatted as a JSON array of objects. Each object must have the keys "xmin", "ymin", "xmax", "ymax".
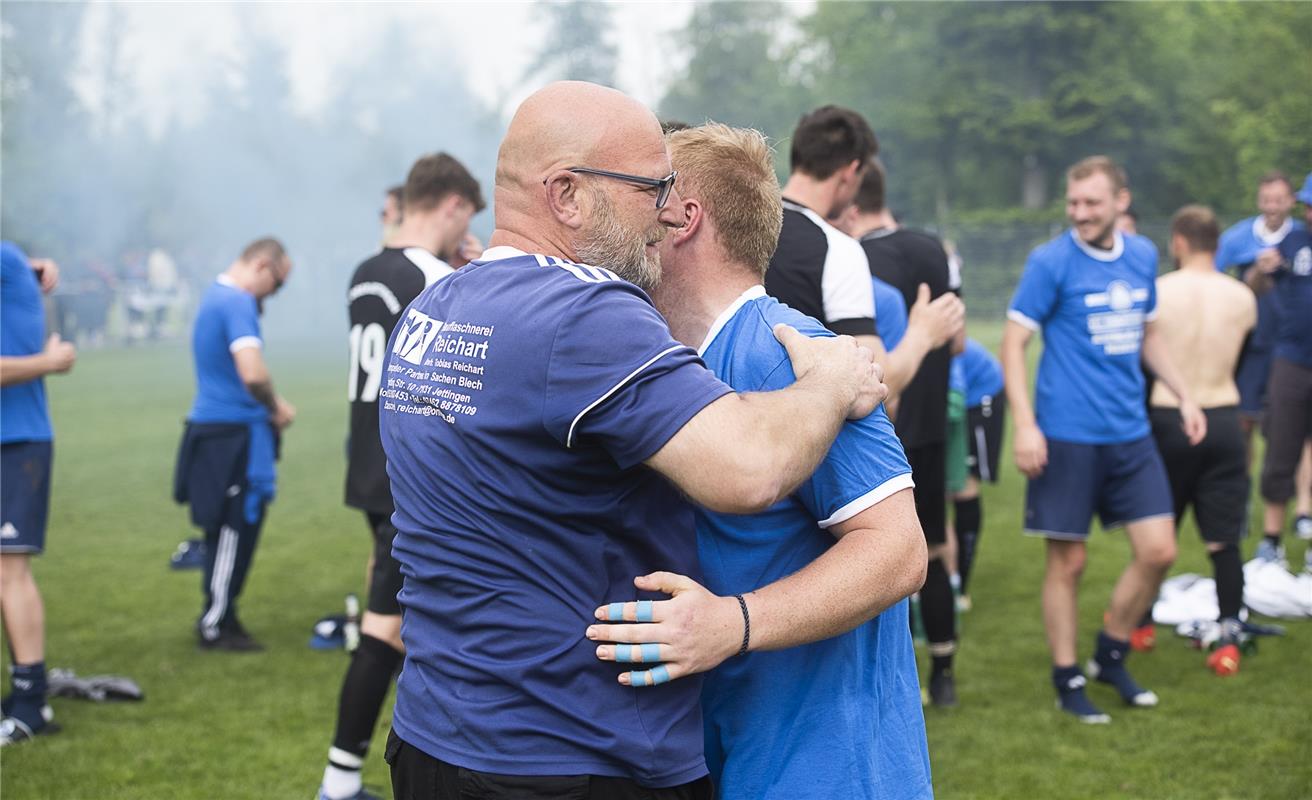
[{"xmin": 553, "ymin": 167, "xmax": 678, "ymax": 209}]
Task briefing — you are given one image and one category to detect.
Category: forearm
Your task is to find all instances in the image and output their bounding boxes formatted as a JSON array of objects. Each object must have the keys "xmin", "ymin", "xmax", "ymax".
[
  {"xmin": 0, "ymin": 354, "xmax": 52, "ymax": 387},
  {"xmin": 1141, "ymin": 326, "xmax": 1192, "ymax": 406},
  {"xmin": 879, "ymin": 329, "xmax": 933, "ymax": 397},
  {"xmin": 244, "ymin": 379, "xmax": 279, "ymax": 413},
  {"xmin": 745, "ymin": 515, "xmax": 925, "ymax": 651},
  {"xmin": 1244, "ymin": 266, "xmax": 1273, "ymax": 295},
  {"xmin": 718, "ymin": 380, "xmax": 849, "ymax": 510},
  {"xmin": 1001, "ymin": 328, "xmax": 1036, "ymax": 429}
]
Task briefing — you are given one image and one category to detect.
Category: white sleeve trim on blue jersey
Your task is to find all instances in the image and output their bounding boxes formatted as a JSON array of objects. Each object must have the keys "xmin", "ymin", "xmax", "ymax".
[
  {"xmin": 1006, "ymin": 309, "xmax": 1041, "ymax": 332},
  {"xmin": 817, "ymin": 472, "xmax": 915, "ymax": 529},
  {"xmin": 566, "ymin": 345, "xmax": 686, "ymax": 448},
  {"xmin": 403, "ymin": 247, "xmax": 455, "ymax": 287},
  {"xmin": 228, "ymin": 335, "xmax": 262, "ymax": 353}
]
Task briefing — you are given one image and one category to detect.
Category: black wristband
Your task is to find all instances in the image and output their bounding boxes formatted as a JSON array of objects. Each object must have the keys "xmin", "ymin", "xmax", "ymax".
[{"xmin": 734, "ymin": 594, "xmax": 750, "ymax": 657}]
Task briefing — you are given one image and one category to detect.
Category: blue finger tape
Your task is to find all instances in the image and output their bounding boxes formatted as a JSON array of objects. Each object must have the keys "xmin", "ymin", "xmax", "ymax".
[
  {"xmin": 641, "ymin": 643, "xmax": 660, "ymax": 662},
  {"xmin": 616, "ymin": 644, "xmax": 636, "ymax": 662},
  {"xmin": 607, "ymin": 602, "xmax": 625, "ymax": 622},
  {"xmin": 650, "ymin": 665, "xmax": 671, "ymax": 685},
  {"xmin": 636, "ymin": 600, "xmax": 654, "ymax": 622},
  {"xmin": 631, "ymin": 671, "xmax": 648, "ymax": 687}
]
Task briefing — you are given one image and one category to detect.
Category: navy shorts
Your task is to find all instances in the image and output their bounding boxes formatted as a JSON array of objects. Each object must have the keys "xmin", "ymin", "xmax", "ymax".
[
  {"xmin": 1024, "ymin": 436, "xmax": 1173, "ymax": 540},
  {"xmin": 1235, "ymin": 348, "xmax": 1272, "ymax": 419},
  {"xmin": 1, "ymin": 441, "xmax": 52, "ymax": 554}
]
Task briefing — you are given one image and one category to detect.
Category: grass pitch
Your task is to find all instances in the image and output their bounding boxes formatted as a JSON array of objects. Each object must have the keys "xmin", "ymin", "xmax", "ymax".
[{"xmin": 2, "ymin": 338, "xmax": 1309, "ymax": 799}]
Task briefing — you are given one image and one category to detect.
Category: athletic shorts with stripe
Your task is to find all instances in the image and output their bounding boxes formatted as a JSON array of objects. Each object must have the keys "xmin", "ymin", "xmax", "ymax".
[
  {"xmin": 1023, "ymin": 436, "xmax": 1173, "ymax": 540},
  {"xmin": 966, "ymin": 394, "xmax": 1006, "ymax": 484}
]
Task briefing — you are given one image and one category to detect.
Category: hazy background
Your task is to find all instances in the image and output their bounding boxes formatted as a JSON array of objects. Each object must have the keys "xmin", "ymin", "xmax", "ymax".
[{"xmin": 2, "ymin": 0, "xmax": 1308, "ymax": 345}]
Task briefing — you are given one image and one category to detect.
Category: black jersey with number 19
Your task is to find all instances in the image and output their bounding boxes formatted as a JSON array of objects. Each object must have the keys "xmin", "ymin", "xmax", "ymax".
[{"xmin": 346, "ymin": 247, "xmax": 454, "ymax": 513}]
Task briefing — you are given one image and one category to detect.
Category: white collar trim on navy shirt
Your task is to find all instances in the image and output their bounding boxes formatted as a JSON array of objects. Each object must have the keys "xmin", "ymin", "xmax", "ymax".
[
  {"xmin": 216, "ymin": 273, "xmax": 238, "ymax": 287},
  {"xmin": 478, "ymin": 245, "xmax": 528, "ymax": 262},
  {"xmin": 1252, "ymin": 216, "xmax": 1292, "ymax": 246},
  {"xmin": 1070, "ymin": 228, "xmax": 1124, "ymax": 262},
  {"xmin": 698, "ymin": 285, "xmax": 767, "ymax": 356}
]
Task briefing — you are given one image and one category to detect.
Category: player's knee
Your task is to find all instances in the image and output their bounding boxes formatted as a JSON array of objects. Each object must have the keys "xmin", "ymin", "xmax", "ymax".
[
  {"xmin": 0, "ymin": 553, "xmax": 33, "ymax": 584},
  {"xmin": 361, "ymin": 611, "xmax": 404, "ymax": 652},
  {"xmin": 1139, "ymin": 538, "xmax": 1177, "ymax": 571},
  {"xmin": 1049, "ymin": 545, "xmax": 1086, "ymax": 581}
]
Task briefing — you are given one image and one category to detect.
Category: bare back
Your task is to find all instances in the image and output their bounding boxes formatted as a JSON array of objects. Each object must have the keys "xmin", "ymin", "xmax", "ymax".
[{"xmin": 1150, "ymin": 269, "xmax": 1256, "ymax": 408}]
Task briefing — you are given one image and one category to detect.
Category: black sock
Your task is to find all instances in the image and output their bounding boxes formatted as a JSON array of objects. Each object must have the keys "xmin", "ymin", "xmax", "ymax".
[
  {"xmin": 331, "ymin": 634, "xmax": 404, "ymax": 759},
  {"xmin": 1264, "ymin": 533, "xmax": 1282, "ymax": 549},
  {"xmin": 1137, "ymin": 608, "xmax": 1154, "ymax": 628},
  {"xmin": 7, "ymin": 661, "xmax": 47, "ymax": 728},
  {"xmin": 1210, "ymin": 545, "xmax": 1244, "ymax": 621},
  {"xmin": 922, "ymin": 558, "xmax": 956, "ymax": 676},
  {"xmin": 954, "ymin": 497, "xmax": 981, "ymax": 594}
]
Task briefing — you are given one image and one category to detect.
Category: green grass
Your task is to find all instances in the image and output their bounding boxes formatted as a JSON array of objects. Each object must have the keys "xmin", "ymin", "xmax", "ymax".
[{"xmin": 3, "ymin": 337, "xmax": 1311, "ymax": 799}]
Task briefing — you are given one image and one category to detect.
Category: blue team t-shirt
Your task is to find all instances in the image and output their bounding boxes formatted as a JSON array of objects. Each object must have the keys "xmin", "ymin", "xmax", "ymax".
[
  {"xmin": 1008, "ymin": 230, "xmax": 1159, "ymax": 444},
  {"xmin": 694, "ymin": 286, "xmax": 929, "ymax": 800},
  {"xmin": 188, "ymin": 276, "xmax": 267, "ymax": 425},
  {"xmin": 873, "ymin": 275, "xmax": 908, "ymax": 351},
  {"xmin": 1, "ymin": 241, "xmax": 52, "ymax": 444},
  {"xmin": 1216, "ymin": 216, "xmax": 1304, "ymax": 351},
  {"xmin": 381, "ymin": 247, "xmax": 732, "ymax": 787},
  {"xmin": 957, "ymin": 338, "xmax": 1004, "ymax": 408},
  {"xmin": 1273, "ymin": 229, "xmax": 1312, "ymax": 368}
]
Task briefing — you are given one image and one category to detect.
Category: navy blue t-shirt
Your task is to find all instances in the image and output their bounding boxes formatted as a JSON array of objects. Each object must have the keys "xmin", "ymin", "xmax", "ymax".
[
  {"xmin": 1008, "ymin": 230, "xmax": 1159, "ymax": 444},
  {"xmin": 381, "ymin": 247, "xmax": 732, "ymax": 787},
  {"xmin": 1273, "ymin": 229, "xmax": 1312, "ymax": 368},
  {"xmin": 1, "ymin": 241, "xmax": 52, "ymax": 444}
]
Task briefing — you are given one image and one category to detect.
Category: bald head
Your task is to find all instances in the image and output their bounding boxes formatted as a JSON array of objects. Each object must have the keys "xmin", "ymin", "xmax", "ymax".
[
  {"xmin": 497, "ymin": 81, "xmax": 666, "ymax": 195},
  {"xmin": 488, "ymin": 81, "xmax": 679, "ymax": 289}
]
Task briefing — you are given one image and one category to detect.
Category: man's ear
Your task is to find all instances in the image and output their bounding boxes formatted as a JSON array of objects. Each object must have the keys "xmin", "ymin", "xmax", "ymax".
[
  {"xmin": 669, "ymin": 198, "xmax": 704, "ymax": 246},
  {"xmin": 544, "ymin": 171, "xmax": 585, "ymax": 230},
  {"xmin": 1115, "ymin": 188, "xmax": 1132, "ymax": 215}
]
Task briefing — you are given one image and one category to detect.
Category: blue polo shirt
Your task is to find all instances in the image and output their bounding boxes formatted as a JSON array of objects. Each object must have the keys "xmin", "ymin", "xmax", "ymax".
[
  {"xmin": 1273, "ymin": 229, "xmax": 1312, "ymax": 368},
  {"xmin": 873, "ymin": 275, "xmax": 908, "ymax": 351},
  {"xmin": 957, "ymin": 338, "xmax": 1004, "ymax": 409},
  {"xmin": 1008, "ymin": 230, "xmax": 1159, "ymax": 444},
  {"xmin": 694, "ymin": 286, "xmax": 929, "ymax": 800},
  {"xmin": 381, "ymin": 246, "xmax": 732, "ymax": 787},
  {"xmin": 1, "ymin": 241, "xmax": 52, "ymax": 444}
]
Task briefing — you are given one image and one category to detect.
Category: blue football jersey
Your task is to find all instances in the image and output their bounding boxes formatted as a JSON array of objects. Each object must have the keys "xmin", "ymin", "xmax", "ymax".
[
  {"xmin": 0, "ymin": 241, "xmax": 52, "ymax": 443},
  {"xmin": 381, "ymin": 246, "xmax": 731, "ymax": 786},
  {"xmin": 957, "ymin": 338, "xmax": 1004, "ymax": 408},
  {"xmin": 694, "ymin": 286, "xmax": 928, "ymax": 800},
  {"xmin": 188, "ymin": 276, "xmax": 267, "ymax": 425},
  {"xmin": 1008, "ymin": 230, "xmax": 1159, "ymax": 444},
  {"xmin": 1217, "ymin": 215, "xmax": 1304, "ymax": 350}
]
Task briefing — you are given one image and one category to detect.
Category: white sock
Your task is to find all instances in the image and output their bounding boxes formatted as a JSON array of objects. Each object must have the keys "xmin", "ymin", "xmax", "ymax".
[{"xmin": 321, "ymin": 747, "xmax": 363, "ymax": 799}]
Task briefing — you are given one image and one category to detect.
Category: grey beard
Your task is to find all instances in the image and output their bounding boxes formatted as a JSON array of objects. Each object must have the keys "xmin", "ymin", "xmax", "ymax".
[{"xmin": 576, "ymin": 202, "xmax": 662, "ymax": 292}]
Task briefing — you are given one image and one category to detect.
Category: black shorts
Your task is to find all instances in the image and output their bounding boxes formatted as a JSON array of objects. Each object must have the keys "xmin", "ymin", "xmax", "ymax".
[
  {"xmin": 366, "ymin": 511, "xmax": 403, "ymax": 616},
  {"xmin": 1151, "ymin": 406, "xmax": 1248, "ymax": 544},
  {"xmin": 966, "ymin": 395, "xmax": 1006, "ymax": 484},
  {"xmin": 906, "ymin": 441, "xmax": 947, "ymax": 546},
  {"xmin": 1260, "ymin": 357, "xmax": 1312, "ymax": 504},
  {"xmin": 1, "ymin": 440, "xmax": 52, "ymax": 554},
  {"xmin": 385, "ymin": 729, "xmax": 713, "ymax": 800}
]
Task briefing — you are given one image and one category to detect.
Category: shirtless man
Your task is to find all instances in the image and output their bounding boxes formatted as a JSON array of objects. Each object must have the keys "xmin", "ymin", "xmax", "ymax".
[{"xmin": 1148, "ymin": 205, "xmax": 1255, "ymax": 676}]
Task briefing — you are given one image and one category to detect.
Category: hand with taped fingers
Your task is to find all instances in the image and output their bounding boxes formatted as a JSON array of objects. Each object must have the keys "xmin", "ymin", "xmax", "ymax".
[{"xmin": 588, "ymin": 571, "xmax": 744, "ymax": 687}]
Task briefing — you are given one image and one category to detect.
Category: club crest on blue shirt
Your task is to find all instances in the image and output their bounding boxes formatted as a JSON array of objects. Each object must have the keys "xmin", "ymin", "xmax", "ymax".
[
  {"xmin": 1084, "ymin": 280, "xmax": 1148, "ymax": 357},
  {"xmin": 394, "ymin": 309, "xmax": 442, "ymax": 365},
  {"xmin": 1293, "ymin": 246, "xmax": 1311, "ymax": 277}
]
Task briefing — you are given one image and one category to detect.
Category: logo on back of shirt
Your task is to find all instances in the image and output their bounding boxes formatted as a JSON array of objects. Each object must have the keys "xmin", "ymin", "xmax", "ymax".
[
  {"xmin": 394, "ymin": 309, "xmax": 442, "ymax": 365},
  {"xmin": 1084, "ymin": 280, "xmax": 1148, "ymax": 356}
]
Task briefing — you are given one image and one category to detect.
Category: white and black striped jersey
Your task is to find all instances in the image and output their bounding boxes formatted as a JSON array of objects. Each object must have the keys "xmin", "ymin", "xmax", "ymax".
[
  {"xmin": 763, "ymin": 199, "xmax": 877, "ymax": 338},
  {"xmin": 345, "ymin": 247, "xmax": 453, "ymax": 513}
]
